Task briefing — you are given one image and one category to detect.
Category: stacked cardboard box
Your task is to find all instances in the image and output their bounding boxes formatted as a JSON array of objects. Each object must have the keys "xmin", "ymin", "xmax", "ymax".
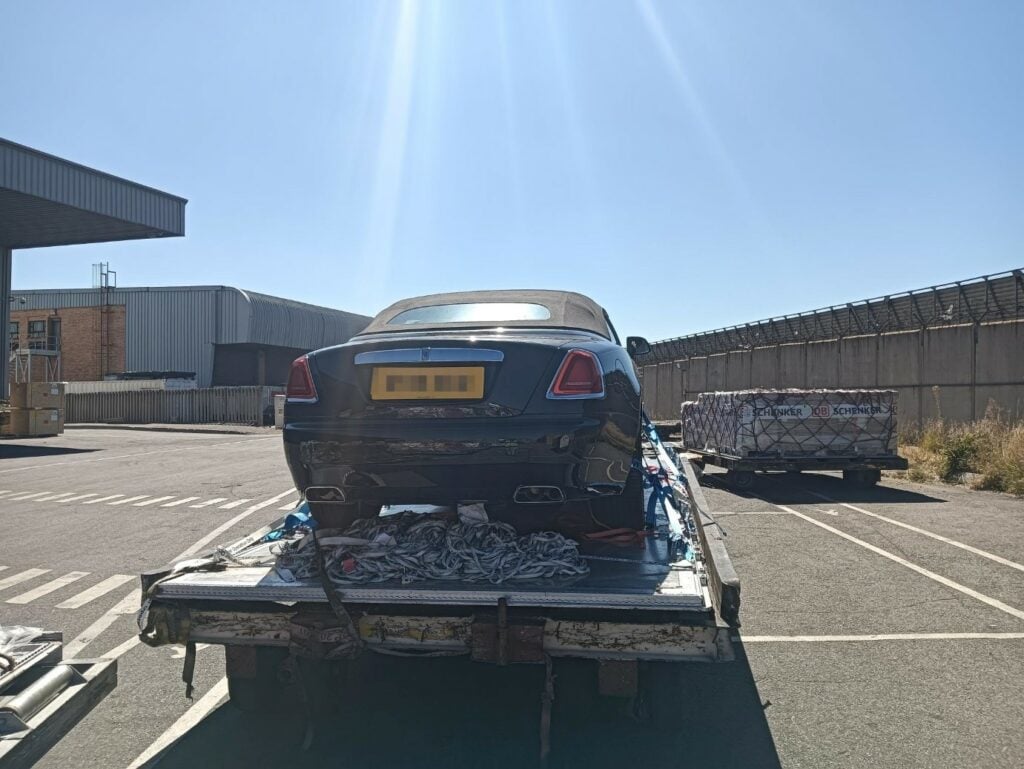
[
  {"xmin": 3, "ymin": 382, "xmax": 66, "ymax": 437},
  {"xmin": 681, "ymin": 389, "xmax": 899, "ymax": 458}
]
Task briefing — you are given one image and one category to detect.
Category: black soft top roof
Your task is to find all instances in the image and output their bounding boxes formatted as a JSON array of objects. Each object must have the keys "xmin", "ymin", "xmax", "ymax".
[{"xmin": 359, "ymin": 289, "xmax": 610, "ymax": 337}]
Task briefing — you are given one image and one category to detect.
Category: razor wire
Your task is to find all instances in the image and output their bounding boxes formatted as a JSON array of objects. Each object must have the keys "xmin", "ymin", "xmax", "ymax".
[
  {"xmin": 681, "ymin": 389, "xmax": 898, "ymax": 457},
  {"xmin": 275, "ymin": 512, "xmax": 590, "ymax": 585}
]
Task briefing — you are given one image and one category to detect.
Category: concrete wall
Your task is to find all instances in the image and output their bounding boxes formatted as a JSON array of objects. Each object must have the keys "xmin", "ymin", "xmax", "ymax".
[{"xmin": 643, "ymin": 319, "xmax": 1024, "ymax": 427}]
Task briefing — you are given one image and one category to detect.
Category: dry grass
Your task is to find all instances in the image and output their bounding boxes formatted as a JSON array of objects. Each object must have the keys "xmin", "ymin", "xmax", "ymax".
[{"xmin": 899, "ymin": 406, "xmax": 1024, "ymax": 495}]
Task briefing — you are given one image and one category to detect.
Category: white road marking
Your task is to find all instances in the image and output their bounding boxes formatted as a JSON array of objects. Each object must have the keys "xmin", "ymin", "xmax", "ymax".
[
  {"xmin": 0, "ymin": 490, "xmax": 13, "ymax": 498},
  {"xmin": 32, "ymin": 491, "xmax": 77, "ymax": 502},
  {"xmin": 0, "ymin": 435, "xmax": 277, "ymax": 475},
  {"xmin": 68, "ymin": 488, "xmax": 296, "ymax": 656},
  {"xmin": 110, "ymin": 495, "xmax": 150, "ymax": 506},
  {"xmin": 279, "ymin": 498, "xmax": 300, "ymax": 510},
  {"xmin": 161, "ymin": 496, "xmax": 199, "ymax": 507},
  {"xmin": 777, "ymin": 505, "xmax": 1024, "ymax": 621},
  {"xmin": 170, "ymin": 642, "xmax": 210, "ymax": 659},
  {"xmin": 134, "ymin": 495, "xmax": 175, "ymax": 507},
  {"xmin": 219, "ymin": 498, "xmax": 251, "ymax": 509},
  {"xmin": 64, "ymin": 589, "xmax": 141, "ymax": 658},
  {"xmin": 0, "ymin": 566, "xmax": 6, "ymax": 573},
  {"xmin": 83, "ymin": 494, "xmax": 125, "ymax": 504},
  {"xmin": 125, "ymin": 677, "xmax": 229, "ymax": 769},
  {"xmin": 59, "ymin": 492, "xmax": 100, "ymax": 503},
  {"xmin": 57, "ymin": 574, "xmax": 136, "ymax": 609},
  {"xmin": 739, "ymin": 632, "xmax": 1024, "ymax": 643},
  {"xmin": 804, "ymin": 490, "xmax": 1024, "ymax": 573},
  {"xmin": 101, "ymin": 635, "xmax": 141, "ymax": 660},
  {"xmin": 714, "ymin": 510, "xmax": 793, "ymax": 516},
  {"xmin": 0, "ymin": 568, "xmax": 51, "ymax": 592},
  {"xmin": 6, "ymin": 491, "xmax": 50, "ymax": 501},
  {"xmin": 190, "ymin": 497, "xmax": 227, "ymax": 508},
  {"xmin": 174, "ymin": 488, "xmax": 297, "ymax": 561},
  {"xmin": 7, "ymin": 571, "xmax": 90, "ymax": 604}
]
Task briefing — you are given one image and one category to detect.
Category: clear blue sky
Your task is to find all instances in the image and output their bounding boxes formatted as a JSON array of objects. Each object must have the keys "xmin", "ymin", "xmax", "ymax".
[{"xmin": 2, "ymin": 1, "xmax": 1021, "ymax": 340}]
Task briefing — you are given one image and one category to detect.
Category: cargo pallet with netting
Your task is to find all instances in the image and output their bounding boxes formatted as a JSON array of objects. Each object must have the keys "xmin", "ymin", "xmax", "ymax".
[{"xmin": 680, "ymin": 389, "xmax": 909, "ymax": 490}]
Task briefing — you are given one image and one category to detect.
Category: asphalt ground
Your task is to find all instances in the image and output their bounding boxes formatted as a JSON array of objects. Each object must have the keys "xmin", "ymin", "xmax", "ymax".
[{"xmin": 1, "ymin": 430, "xmax": 1021, "ymax": 768}]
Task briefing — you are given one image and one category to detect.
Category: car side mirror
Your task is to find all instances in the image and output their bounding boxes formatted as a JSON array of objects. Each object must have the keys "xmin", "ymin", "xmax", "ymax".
[{"xmin": 626, "ymin": 336, "xmax": 651, "ymax": 357}]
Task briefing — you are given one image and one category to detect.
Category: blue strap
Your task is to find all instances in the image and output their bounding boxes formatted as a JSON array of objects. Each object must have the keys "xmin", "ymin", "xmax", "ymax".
[{"xmin": 263, "ymin": 501, "xmax": 317, "ymax": 541}]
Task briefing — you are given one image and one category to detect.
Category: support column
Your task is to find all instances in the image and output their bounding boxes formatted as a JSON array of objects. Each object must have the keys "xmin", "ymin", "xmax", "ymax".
[{"xmin": 1, "ymin": 247, "xmax": 10, "ymax": 398}]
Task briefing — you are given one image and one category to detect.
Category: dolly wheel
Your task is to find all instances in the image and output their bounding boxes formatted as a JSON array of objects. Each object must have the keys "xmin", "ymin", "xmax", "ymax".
[{"xmin": 725, "ymin": 470, "xmax": 756, "ymax": 490}]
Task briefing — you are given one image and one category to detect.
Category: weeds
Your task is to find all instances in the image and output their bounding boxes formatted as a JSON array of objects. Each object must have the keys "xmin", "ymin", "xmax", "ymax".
[{"xmin": 899, "ymin": 405, "xmax": 1024, "ymax": 495}]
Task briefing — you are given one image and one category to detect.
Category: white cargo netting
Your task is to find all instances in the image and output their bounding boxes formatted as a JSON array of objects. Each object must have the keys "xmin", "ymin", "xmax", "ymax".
[{"xmin": 682, "ymin": 389, "xmax": 898, "ymax": 458}]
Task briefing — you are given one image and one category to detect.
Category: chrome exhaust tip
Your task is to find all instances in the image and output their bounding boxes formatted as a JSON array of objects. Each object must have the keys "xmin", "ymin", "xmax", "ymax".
[
  {"xmin": 305, "ymin": 486, "xmax": 347, "ymax": 503},
  {"xmin": 513, "ymin": 486, "xmax": 566, "ymax": 504}
]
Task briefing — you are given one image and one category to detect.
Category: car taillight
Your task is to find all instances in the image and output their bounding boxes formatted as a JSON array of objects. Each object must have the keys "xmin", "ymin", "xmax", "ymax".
[
  {"xmin": 548, "ymin": 349, "xmax": 605, "ymax": 399},
  {"xmin": 286, "ymin": 356, "xmax": 318, "ymax": 402}
]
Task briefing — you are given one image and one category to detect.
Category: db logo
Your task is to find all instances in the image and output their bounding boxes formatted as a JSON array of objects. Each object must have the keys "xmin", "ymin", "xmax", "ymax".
[{"xmin": 812, "ymin": 406, "xmax": 831, "ymax": 417}]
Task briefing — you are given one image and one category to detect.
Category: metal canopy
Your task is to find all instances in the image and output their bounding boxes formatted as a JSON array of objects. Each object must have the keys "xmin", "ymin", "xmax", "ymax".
[{"xmin": 0, "ymin": 138, "xmax": 186, "ymax": 249}]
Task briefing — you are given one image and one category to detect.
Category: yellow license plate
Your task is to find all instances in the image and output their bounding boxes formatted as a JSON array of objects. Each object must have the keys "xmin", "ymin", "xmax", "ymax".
[{"xmin": 370, "ymin": 366, "xmax": 484, "ymax": 400}]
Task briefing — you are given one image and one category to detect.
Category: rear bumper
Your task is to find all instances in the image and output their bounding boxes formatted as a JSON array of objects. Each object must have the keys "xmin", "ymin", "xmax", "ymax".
[{"xmin": 283, "ymin": 415, "xmax": 634, "ymax": 504}]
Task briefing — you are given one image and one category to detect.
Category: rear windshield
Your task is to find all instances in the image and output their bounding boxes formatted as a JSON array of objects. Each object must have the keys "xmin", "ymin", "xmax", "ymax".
[{"xmin": 388, "ymin": 302, "xmax": 552, "ymax": 326}]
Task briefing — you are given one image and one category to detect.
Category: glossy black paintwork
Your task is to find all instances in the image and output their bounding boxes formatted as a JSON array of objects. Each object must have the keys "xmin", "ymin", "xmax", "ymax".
[{"xmin": 283, "ymin": 327, "xmax": 642, "ymax": 506}]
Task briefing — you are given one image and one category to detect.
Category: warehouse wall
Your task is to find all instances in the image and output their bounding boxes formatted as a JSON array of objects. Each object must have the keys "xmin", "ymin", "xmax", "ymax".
[{"xmin": 641, "ymin": 319, "xmax": 1024, "ymax": 427}]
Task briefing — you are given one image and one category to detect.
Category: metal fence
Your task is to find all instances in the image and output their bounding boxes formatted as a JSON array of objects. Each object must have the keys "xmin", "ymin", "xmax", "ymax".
[
  {"xmin": 643, "ymin": 269, "xmax": 1024, "ymax": 363},
  {"xmin": 66, "ymin": 386, "xmax": 282, "ymax": 426}
]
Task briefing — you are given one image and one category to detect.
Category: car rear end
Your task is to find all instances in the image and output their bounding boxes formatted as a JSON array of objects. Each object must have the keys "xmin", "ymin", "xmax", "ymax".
[{"xmin": 283, "ymin": 330, "xmax": 639, "ymax": 508}]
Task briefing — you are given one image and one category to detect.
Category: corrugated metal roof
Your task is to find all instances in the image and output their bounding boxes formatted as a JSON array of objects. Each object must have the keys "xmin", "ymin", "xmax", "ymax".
[
  {"xmin": 0, "ymin": 138, "xmax": 186, "ymax": 248},
  {"xmin": 10, "ymin": 285, "xmax": 371, "ymax": 386},
  {"xmin": 11, "ymin": 288, "xmax": 126, "ymax": 310}
]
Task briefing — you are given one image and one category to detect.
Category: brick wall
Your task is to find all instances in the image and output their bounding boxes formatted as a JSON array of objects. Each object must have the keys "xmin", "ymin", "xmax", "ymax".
[{"xmin": 9, "ymin": 305, "xmax": 126, "ymax": 381}]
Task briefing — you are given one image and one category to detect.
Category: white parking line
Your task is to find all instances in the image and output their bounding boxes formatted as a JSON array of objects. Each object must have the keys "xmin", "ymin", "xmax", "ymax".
[
  {"xmin": 714, "ymin": 511, "xmax": 792, "ymax": 516},
  {"xmin": 777, "ymin": 505, "xmax": 1024, "ymax": 621},
  {"xmin": 804, "ymin": 490, "xmax": 1024, "ymax": 573},
  {"xmin": 68, "ymin": 488, "xmax": 296, "ymax": 658},
  {"xmin": 134, "ymin": 496, "xmax": 175, "ymax": 507},
  {"xmin": 7, "ymin": 571, "xmax": 90, "ymax": 604},
  {"xmin": 739, "ymin": 632, "xmax": 1024, "ymax": 643},
  {"xmin": 83, "ymin": 494, "xmax": 125, "ymax": 505},
  {"xmin": 161, "ymin": 496, "xmax": 199, "ymax": 507},
  {"xmin": 190, "ymin": 498, "xmax": 227, "ymax": 508},
  {"xmin": 125, "ymin": 677, "xmax": 229, "ymax": 769},
  {"xmin": 219, "ymin": 498, "xmax": 251, "ymax": 509},
  {"xmin": 57, "ymin": 574, "xmax": 136, "ymax": 609},
  {"xmin": 59, "ymin": 493, "xmax": 100, "ymax": 503},
  {"xmin": 31, "ymin": 493, "xmax": 76, "ymax": 505},
  {"xmin": 0, "ymin": 568, "xmax": 51, "ymax": 592},
  {"xmin": 0, "ymin": 435, "xmax": 277, "ymax": 475},
  {"xmin": 175, "ymin": 488, "xmax": 297, "ymax": 561},
  {"xmin": 279, "ymin": 498, "xmax": 300, "ymax": 510},
  {"xmin": 0, "ymin": 566, "xmax": 7, "ymax": 573},
  {"xmin": 64, "ymin": 589, "xmax": 141, "ymax": 658},
  {"xmin": 101, "ymin": 635, "xmax": 141, "ymax": 660},
  {"xmin": 7, "ymin": 491, "xmax": 50, "ymax": 501},
  {"xmin": 0, "ymin": 490, "xmax": 13, "ymax": 498},
  {"xmin": 110, "ymin": 495, "xmax": 150, "ymax": 506}
]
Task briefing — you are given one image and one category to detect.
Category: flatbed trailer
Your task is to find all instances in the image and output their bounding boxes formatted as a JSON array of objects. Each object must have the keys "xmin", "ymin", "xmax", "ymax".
[
  {"xmin": 138, "ymin": 434, "xmax": 739, "ymax": 759},
  {"xmin": 684, "ymin": 447, "xmax": 908, "ymax": 489}
]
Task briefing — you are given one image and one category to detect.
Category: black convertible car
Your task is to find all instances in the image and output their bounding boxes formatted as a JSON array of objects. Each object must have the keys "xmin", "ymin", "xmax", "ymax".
[{"xmin": 283, "ymin": 290, "xmax": 650, "ymax": 531}]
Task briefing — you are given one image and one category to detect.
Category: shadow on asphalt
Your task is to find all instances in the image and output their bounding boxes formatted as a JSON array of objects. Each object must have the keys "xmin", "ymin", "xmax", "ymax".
[
  {"xmin": 702, "ymin": 470, "xmax": 945, "ymax": 505},
  {"xmin": 146, "ymin": 644, "xmax": 780, "ymax": 769},
  {"xmin": 0, "ymin": 444, "xmax": 99, "ymax": 459}
]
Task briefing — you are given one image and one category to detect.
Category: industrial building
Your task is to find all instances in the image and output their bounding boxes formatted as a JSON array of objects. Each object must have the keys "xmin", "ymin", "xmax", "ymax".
[{"xmin": 10, "ymin": 285, "xmax": 370, "ymax": 388}]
